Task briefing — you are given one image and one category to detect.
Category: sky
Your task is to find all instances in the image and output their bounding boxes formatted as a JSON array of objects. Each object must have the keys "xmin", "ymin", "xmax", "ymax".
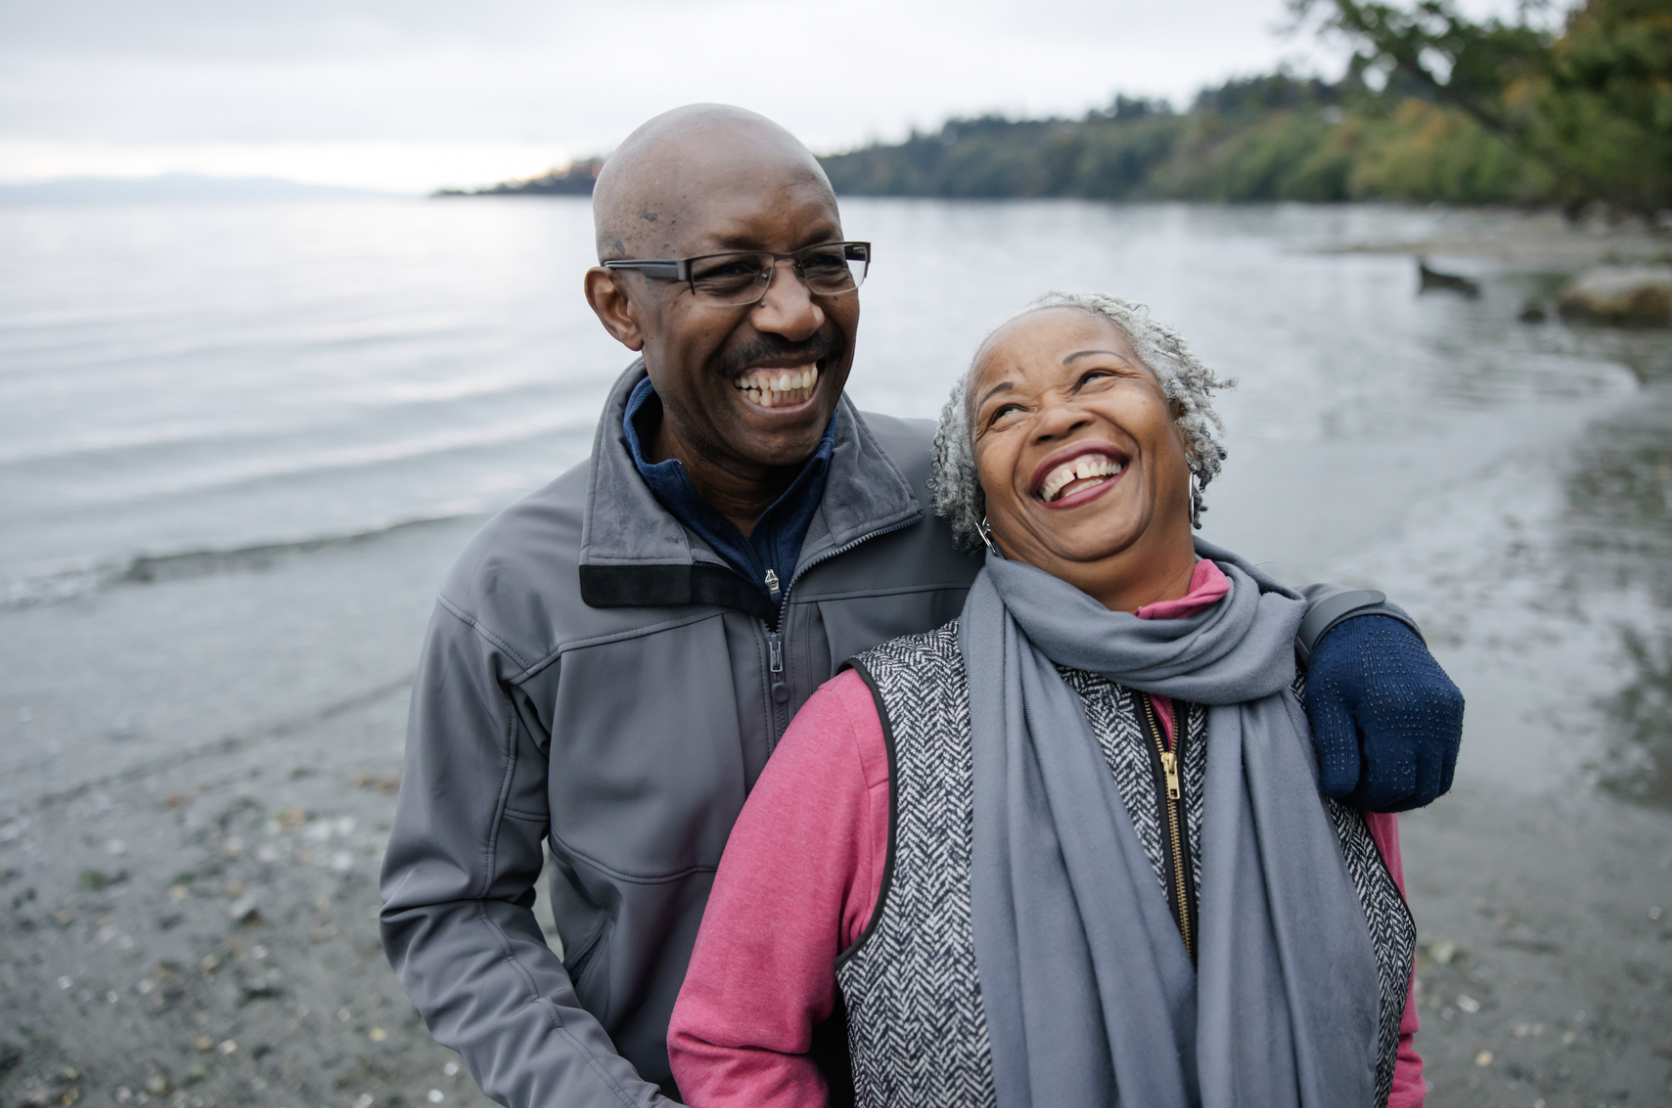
[{"xmin": 0, "ymin": 0, "xmax": 1539, "ymax": 194}]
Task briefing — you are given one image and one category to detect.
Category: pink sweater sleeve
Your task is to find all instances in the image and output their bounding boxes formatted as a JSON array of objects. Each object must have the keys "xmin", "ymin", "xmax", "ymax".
[
  {"xmin": 668, "ymin": 669, "xmax": 888, "ymax": 1108},
  {"xmin": 1366, "ymin": 812, "xmax": 1426, "ymax": 1108}
]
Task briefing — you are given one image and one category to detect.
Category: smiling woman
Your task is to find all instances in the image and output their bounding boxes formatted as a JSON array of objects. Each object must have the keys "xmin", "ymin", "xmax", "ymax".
[
  {"xmin": 958, "ymin": 298, "xmax": 1218, "ymax": 612},
  {"xmin": 932, "ymin": 291, "xmax": 1232, "ymax": 561},
  {"xmin": 669, "ymin": 292, "xmax": 1427, "ymax": 1108}
]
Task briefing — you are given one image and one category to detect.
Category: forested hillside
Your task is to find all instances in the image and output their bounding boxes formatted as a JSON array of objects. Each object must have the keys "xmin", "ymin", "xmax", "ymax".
[{"xmin": 818, "ymin": 0, "xmax": 1669, "ymax": 213}]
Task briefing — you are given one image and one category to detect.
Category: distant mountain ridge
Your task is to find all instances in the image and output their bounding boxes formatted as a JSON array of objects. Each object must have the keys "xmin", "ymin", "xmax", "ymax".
[
  {"xmin": 0, "ymin": 174, "xmax": 399, "ymax": 204},
  {"xmin": 433, "ymin": 158, "xmax": 602, "ymax": 198}
]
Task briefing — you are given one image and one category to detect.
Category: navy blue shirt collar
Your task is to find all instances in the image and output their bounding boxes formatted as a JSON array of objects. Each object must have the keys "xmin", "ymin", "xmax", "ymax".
[{"xmin": 622, "ymin": 375, "xmax": 836, "ymax": 601}]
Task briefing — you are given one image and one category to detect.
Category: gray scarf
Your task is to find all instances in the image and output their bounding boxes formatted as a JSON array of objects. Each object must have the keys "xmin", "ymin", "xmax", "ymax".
[{"xmin": 959, "ymin": 539, "xmax": 1380, "ymax": 1108}]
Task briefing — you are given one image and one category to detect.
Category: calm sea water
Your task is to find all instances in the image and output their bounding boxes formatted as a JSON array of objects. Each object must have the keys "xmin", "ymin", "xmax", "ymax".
[
  {"xmin": 2, "ymin": 196, "xmax": 1671, "ymax": 796},
  {"xmin": 0, "ymin": 196, "xmax": 1655, "ymax": 594}
]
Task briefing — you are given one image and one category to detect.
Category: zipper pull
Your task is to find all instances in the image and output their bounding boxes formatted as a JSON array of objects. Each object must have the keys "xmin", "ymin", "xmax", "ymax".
[
  {"xmin": 766, "ymin": 630, "xmax": 788, "ymax": 704},
  {"xmin": 1159, "ymin": 751, "xmax": 1181, "ymax": 801},
  {"xmin": 764, "ymin": 569, "xmax": 781, "ymax": 599}
]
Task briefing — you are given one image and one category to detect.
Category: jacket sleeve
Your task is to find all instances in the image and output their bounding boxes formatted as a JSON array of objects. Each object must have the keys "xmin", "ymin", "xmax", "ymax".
[
  {"xmin": 380, "ymin": 598, "xmax": 674, "ymax": 1108},
  {"xmin": 1296, "ymin": 582, "xmax": 1424, "ymax": 661}
]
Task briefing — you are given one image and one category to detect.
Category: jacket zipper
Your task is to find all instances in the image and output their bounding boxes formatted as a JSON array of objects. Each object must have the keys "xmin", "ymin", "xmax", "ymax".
[
  {"xmin": 760, "ymin": 515, "xmax": 923, "ymax": 741},
  {"xmin": 763, "ymin": 569, "xmax": 789, "ymax": 712},
  {"xmin": 779, "ymin": 515, "xmax": 922, "ymax": 608},
  {"xmin": 765, "ymin": 628, "xmax": 787, "ymax": 705},
  {"xmin": 1137, "ymin": 691, "xmax": 1195, "ymax": 962}
]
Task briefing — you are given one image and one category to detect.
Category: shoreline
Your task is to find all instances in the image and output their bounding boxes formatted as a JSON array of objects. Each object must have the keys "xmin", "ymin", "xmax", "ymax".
[{"xmin": 1315, "ymin": 206, "xmax": 1671, "ymax": 269}]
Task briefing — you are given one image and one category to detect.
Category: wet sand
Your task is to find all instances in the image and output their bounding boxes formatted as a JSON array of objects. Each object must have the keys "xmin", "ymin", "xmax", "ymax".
[
  {"xmin": 4, "ymin": 210, "xmax": 1672, "ymax": 1108},
  {"xmin": 1400, "ymin": 788, "xmax": 1672, "ymax": 1105},
  {"xmin": 3, "ymin": 727, "xmax": 1667, "ymax": 1108}
]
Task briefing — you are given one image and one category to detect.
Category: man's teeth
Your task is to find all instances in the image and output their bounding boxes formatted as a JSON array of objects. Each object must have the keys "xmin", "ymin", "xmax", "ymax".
[
  {"xmin": 1040, "ymin": 454, "xmax": 1125, "ymax": 502},
  {"xmin": 736, "ymin": 366, "xmax": 819, "ymax": 408}
]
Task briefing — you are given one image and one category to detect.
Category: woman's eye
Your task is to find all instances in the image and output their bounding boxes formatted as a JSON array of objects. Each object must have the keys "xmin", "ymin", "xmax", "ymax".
[
  {"xmin": 987, "ymin": 403, "xmax": 1022, "ymax": 426},
  {"xmin": 1078, "ymin": 369, "xmax": 1114, "ymax": 388}
]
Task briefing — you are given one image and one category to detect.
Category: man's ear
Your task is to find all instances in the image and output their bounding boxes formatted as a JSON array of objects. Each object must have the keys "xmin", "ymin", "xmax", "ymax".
[{"xmin": 584, "ymin": 268, "xmax": 645, "ymax": 351}]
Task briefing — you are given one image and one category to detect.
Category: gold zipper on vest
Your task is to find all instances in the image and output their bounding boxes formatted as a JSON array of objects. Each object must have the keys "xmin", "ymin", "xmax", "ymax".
[{"xmin": 1138, "ymin": 692, "xmax": 1195, "ymax": 962}]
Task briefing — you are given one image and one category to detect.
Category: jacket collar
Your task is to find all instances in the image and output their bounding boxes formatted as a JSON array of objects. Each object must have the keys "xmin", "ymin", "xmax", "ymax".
[{"xmin": 578, "ymin": 361, "xmax": 923, "ymax": 614}]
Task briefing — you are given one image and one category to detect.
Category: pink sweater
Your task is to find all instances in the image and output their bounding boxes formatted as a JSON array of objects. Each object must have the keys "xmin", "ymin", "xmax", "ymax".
[{"xmin": 670, "ymin": 564, "xmax": 1423, "ymax": 1108}]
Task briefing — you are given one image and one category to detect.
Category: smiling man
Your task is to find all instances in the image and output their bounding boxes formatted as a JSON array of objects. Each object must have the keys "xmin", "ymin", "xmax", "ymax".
[{"xmin": 379, "ymin": 105, "xmax": 1464, "ymax": 1108}]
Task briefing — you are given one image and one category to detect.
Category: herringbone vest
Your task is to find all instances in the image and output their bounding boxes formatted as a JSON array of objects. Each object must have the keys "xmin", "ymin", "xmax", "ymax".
[{"xmin": 836, "ymin": 621, "xmax": 1415, "ymax": 1108}]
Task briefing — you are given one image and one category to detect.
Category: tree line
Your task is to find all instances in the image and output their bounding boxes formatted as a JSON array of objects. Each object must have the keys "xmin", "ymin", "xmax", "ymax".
[{"xmin": 818, "ymin": 0, "xmax": 1669, "ymax": 214}]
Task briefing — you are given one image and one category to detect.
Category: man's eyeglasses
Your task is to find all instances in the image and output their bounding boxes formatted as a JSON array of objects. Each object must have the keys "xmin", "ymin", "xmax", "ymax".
[{"xmin": 603, "ymin": 241, "xmax": 870, "ymax": 306}]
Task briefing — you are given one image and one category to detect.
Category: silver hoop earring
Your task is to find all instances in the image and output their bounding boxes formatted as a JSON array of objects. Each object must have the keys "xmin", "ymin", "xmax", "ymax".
[
  {"xmin": 1188, "ymin": 476, "xmax": 1202, "ymax": 529},
  {"xmin": 977, "ymin": 516, "xmax": 1003, "ymax": 559}
]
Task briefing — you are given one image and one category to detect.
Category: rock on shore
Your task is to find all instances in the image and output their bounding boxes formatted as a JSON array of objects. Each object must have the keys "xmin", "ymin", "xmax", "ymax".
[{"xmin": 1558, "ymin": 266, "xmax": 1672, "ymax": 327}]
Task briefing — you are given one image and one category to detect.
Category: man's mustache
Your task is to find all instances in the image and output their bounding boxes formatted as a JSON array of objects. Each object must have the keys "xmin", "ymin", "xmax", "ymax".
[{"xmin": 717, "ymin": 331, "xmax": 844, "ymax": 378}]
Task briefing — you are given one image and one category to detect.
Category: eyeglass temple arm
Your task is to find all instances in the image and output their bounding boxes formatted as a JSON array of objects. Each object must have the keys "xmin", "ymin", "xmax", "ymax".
[{"xmin": 601, "ymin": 260, "xmax": 684, "ymax": 280}]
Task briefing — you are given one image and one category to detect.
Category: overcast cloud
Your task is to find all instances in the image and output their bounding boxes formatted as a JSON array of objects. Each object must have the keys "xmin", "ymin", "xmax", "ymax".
[{"xmin": 0, "ymin": 0, "xmax": 1524, "ymax": 192}]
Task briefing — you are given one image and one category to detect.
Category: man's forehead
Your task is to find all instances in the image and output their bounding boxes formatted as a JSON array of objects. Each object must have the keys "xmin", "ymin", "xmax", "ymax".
[
  {"xmin": 635, "ymin": 170, "xmax": 842, "ymax": 256},
  {"xmin": 596, "ymin": 107, "xmax": 839, "ymax": 261}
]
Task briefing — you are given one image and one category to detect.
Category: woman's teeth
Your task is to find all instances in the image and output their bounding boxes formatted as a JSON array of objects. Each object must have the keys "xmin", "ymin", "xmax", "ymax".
[
  {"xmin": 736, "ymin": 366, "xmax": 819, "ymax": 408},
  {"xmin": 1039, "ymin": 454, "xmax": 1125, "ymax": 502}
]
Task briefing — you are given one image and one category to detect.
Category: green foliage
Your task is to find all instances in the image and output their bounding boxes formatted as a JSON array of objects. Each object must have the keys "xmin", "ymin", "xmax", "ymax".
[
  {"xmin": 821, "ymin": 97, "xmax": 1373, "ymax": 204},
  {"xmin": 1070, "ymin": 118, "xmax": 1180, "ymax": 199},
  {"xmin": 1169, "ymin": 112, "xmax": 1356, "ymax": 201},
  {"xmin": 1539, "ymin": 0, "xmax": 1672, "ymax": 211},
  {"xmin": 1292, "ymin": 0, "xmax": 1552, "ymax": 129},
  {"xmin": 1297, "ymin": 0, "xmax": 1671, "ymax": 211},
  {"xmin": 1347, "ymin": 99, "xmax": 1549, "ymax": 203},
  {"xmin": 819, "ymin": 0, "xmax": 1666, "ymax": 211},
  {"xmin": 1190, "ymin": 73, "xmax": 1342, "ymax": 117}
]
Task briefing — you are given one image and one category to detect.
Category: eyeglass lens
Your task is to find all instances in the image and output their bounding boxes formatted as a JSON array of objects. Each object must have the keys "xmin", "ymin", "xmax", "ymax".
[{"xmin": 689, "ymin": 245, "xmax": 867, "ymax": 305}]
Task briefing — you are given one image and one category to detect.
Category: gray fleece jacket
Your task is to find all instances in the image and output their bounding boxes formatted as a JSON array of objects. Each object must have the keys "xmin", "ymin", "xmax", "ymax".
[{"xmin": 380, "ymin": 364, "xmax": 981, "ymax": 1106}]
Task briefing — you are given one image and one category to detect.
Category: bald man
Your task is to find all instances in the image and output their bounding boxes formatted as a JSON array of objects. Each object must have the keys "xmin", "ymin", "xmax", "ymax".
[{"xmin": 379, "ymin": 105, "xmax": 1462, "ymax": 1108}]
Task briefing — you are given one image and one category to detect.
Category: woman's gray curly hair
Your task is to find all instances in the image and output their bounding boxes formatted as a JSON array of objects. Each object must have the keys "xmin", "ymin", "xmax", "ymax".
[{"xmin": 930, "ymin": 291, "xmax": 1233, "ymax": 555}]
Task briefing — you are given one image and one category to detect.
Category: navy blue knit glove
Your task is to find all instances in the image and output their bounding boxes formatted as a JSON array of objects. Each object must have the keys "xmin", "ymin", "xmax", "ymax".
[{"xmin": 1306, "ymin": 614, "xmax": 1464, "ymax": 812}]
